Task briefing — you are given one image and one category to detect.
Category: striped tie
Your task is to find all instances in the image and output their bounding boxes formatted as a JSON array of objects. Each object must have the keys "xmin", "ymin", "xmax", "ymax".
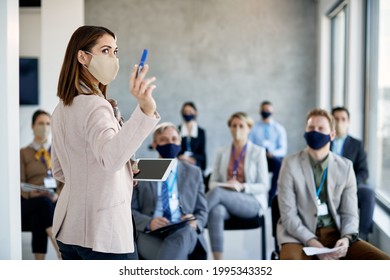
[{"xmin": 161, "ymin": 180, "xmax": 171, "ymax": 221}]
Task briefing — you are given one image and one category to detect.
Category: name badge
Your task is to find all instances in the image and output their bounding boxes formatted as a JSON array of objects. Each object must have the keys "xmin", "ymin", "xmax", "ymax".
[
  {"xmin": 317, "ymin": 202, "xmax": 329, "ymax": 216},
  {"xmin": 44, "ymin": 177, "xmax": 57, "ymax": 189}
]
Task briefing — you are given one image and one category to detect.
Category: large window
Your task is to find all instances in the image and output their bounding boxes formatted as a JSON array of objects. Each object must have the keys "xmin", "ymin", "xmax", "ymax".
[
  {"xmin": 329, "ymin": 1, "xmax": 349, "ymax": 108},
  {"xmin": 367, "ymin": 0, "xmax": 390, "ymax": 206}
]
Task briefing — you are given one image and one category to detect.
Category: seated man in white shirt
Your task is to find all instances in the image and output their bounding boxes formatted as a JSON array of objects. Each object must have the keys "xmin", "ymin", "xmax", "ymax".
[{"xmin": 249, "ymin": 101, "xmax": 287, "ymax": 205}]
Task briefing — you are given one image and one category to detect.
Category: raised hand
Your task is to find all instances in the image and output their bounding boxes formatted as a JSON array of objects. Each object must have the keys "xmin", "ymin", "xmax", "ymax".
[{"xmin": 130, "ymin": 64, "xmax": 157, "ymax": 117}]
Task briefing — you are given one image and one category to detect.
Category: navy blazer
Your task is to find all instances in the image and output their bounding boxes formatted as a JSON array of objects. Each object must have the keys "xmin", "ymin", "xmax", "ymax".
[{"xmin": 332, "ymin": 135, "xmax": 369, "ymax": 185}]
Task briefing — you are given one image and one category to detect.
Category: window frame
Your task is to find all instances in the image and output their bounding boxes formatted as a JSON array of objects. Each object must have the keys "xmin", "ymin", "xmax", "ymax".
[
  {"xmin": 365, "ymin": 0, "xmax": 390, "ymax": 212},
  {"xmin": 328, "ymin": 0, "xmax": 350, "ymax": 109}
]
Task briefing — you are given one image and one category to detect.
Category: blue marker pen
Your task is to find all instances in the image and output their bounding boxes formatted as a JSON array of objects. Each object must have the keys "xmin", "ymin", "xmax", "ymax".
[{"xmin": 136, "ymin": 49, "xmax": 148, "ymax": 77}]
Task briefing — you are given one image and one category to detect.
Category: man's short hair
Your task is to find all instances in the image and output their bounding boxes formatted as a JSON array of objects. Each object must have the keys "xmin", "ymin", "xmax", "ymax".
[
  {"xmin": 227, "ymin": 112, "xmax": 254, "ymax": 129},
  {"xmin": 306, "ymin": 108, "xmax": 335, "ymax": 131},
  {"xmin": 153, "ymin": 122, "xmax": 180, "ymax": 142},
  {"xmin": 331, "ymin": 106, "xmax": 350, "ymax": 119}
]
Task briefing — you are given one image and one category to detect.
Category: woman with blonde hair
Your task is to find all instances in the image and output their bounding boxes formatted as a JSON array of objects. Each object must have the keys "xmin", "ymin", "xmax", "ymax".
[{"xmin": 207, "ymin": 112, "xmax": 269, "ymax": 260}]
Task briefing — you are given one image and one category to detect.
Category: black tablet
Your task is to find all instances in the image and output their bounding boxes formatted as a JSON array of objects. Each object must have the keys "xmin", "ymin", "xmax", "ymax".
[
  {"xmin": 145, "ymin": 216, "xmax": 197, "ymax": 235},
  {"xmin": 133, "ymin": 158, "xmax": 177, "ymax": 181}
]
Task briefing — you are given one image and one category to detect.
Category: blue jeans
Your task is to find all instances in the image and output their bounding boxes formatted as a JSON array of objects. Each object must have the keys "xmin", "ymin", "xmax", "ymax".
[{"xmin": 57, "ymin": 240, "xmax": 138, "ymax": 260}]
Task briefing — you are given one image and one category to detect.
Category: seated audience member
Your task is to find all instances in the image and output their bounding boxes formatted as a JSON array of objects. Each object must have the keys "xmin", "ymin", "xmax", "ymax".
[
  {"xmin": 277, "ymin": 108, "xmax": 390, "ymax": 260},
  {"xmin": 207, "ymin": 112, "xmax": 269, "ymax": 260},
  {"xmin": 20, "ymin": 109, "xmax": 62, "ymax": 260},
  {"xmin": 331, "ymin": 107, "xmax": 375, "ymax": 241},
  {"xmin": 132, "ymin": 122, "xmax": 208, "ymax": 260},
  {"xmin": 249, "ymin": 101, "xmax": 287, "ymax": 205},
  {"xmin": 178, "ymin": 101, "xmax": 207, "ymax": 174}
]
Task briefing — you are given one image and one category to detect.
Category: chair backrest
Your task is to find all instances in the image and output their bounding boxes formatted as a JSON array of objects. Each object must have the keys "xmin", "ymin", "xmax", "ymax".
[
  {"xmin": 270, "ymin": 195, "xmax": 280, "ymax": 260},
  {"xmin": 224, "ymin": 215, "xmax": 262, "ymax": 230},
  {"xmin": 271, "ymin": 195, "xmax": 280, "ymax": 237},
  {"xmin": 223, "ymin": 214, "xmax": 266, "ymax": 260}
]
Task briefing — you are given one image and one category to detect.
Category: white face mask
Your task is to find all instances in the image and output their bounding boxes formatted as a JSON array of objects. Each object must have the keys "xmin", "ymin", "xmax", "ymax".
[
  {"xmin": 84, "ymin": 51, "xmax": 119, "ymax": 85},
  {"xmin": 34, "ymin": 124, "xmax": 50, "ymax": 139}
]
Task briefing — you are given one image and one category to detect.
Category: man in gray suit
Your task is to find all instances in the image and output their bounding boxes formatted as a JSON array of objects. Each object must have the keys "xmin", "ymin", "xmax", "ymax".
[
  {"xmin": 132, "ymin": 122, "xmax": 208, "ymax": 260},
  {"xmin": 277, "ymin": 108, "xmax": 389, "ymax": 260}
]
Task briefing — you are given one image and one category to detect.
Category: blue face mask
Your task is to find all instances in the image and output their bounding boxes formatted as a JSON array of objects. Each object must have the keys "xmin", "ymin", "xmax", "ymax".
[
  {"xmin": 260, "ymin": 111, "xmax": 272, "ymax": 119},
  {"xmin": 182, "ymin": 114, "xmax": 195, "ymax": 122},
  {"xmin": 156, "ymin": 143, "xmax": 182, "ymax": 158},
  {"xmin": 304, "ymin": 131, "xmax": 331, "ymax": 150}
]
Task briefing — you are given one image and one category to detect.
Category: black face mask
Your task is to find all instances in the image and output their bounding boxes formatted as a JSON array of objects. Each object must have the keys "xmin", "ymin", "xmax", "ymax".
[
  {"xmin": 156, "ymin": 143, "xmax": 182, "ymax": 158},
  {"xmin": 182, "ymin": 114, "xmax": 195, "ymax": 122},
  {"xmin": 260, "ymin": 111, "xmax": 272, "ymax": 119},
  {"xmin": 304, "ymin": 131, "xmax": 331, "ymax": 150}
]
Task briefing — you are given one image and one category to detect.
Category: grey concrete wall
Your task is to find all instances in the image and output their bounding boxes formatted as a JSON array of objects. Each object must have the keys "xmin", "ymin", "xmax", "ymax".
[{"xmin": 85, "ymin": 0, "xmax": 318, "ymax": 171}]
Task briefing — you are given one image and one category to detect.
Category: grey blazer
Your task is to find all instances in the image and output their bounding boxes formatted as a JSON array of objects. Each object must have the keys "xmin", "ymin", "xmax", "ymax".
[
  {"xmin": 131, "ymin": 160, "xmax": 208, "ymax": 252},
  {"xmin": 276, "ymin": 149, "xmax": 359, "ymax": 246}
]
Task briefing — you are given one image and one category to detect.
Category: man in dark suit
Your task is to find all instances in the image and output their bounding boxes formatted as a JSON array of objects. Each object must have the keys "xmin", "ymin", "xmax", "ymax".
[
  {"xmin": 331, "ymin": 107, "xmax": 375, "ymax": 241},
  {"xmin": 132, "ymin": 122, "xmax": 208, "ymax": 259}
]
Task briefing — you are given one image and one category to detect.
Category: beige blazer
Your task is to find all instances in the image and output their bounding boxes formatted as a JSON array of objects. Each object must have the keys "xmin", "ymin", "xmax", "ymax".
[
  {"xmin": 208, "ymin": 141, "xmax": 270, "ymax": 212},
  {"xmin": 276, "ymin": 149, "xmax": 359, "ymax": 246},
  {"xmin": 51, "ymin": 94, "xmax": 159, "ymax": 254}
]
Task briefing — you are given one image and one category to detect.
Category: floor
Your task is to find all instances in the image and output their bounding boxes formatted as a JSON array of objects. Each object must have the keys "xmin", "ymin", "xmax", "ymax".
[
  {"xmin": 21, "ymin": 207, "xmax": 275, "ymax": 260},
  {"xmin": 22, "ymin": 232, "xmax": 59, "ymax": 260},
  {"xmin": 205, "ymin": 207, "xmax": 274, "ymax": 260}
]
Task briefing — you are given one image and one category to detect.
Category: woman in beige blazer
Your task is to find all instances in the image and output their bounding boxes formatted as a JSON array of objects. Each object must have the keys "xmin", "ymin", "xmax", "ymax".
[
  {"xmin": 207, "ymin": 112, "xmax": 269, "ymax": 260},
  {"xmin": 51, "ymin": 26, "xmax": 160, "ymax": 260}
]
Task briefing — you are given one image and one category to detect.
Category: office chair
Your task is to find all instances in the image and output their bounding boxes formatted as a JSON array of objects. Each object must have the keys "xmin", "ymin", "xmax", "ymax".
[
  {"xmin": 224, "ymin": 214, "xmax": 267, "ymax": 260},
  {"xmin": 270, "ymin": 195, "xmax": 280, "ymax": 260}
]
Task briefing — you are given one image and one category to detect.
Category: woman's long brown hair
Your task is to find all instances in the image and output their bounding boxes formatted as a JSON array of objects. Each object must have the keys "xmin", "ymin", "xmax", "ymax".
[{"xmin": 57, "ymin": 25, "xmax": 115, "ymax": 106}]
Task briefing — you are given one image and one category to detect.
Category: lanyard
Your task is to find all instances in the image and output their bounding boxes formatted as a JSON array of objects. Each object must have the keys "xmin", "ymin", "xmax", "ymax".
[
  {"xmin": 164, "ymin": 172, "xmax": 178, "ymax": 194},
  {"xmin": 36, "ymin": 146, "xmax": 51, "ymax": 171},
  {"xmin": 316, "ymin": 167, "xmax": 328, "ymax": 199},
  {"xmin": 232, "ymin": 143, "xmax": 247, "ymax": 178}
]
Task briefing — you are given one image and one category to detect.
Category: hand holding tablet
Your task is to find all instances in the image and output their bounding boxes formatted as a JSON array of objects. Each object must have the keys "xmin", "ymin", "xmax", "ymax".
[{"xmin": 133, "ymin": 158, "xmax": 177, "ymax": 181}]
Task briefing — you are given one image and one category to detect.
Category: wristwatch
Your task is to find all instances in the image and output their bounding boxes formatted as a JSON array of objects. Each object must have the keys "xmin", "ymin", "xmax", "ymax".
[{"xmin": 343, "ymin": 234, "xmax": 359, "ymax": 246}]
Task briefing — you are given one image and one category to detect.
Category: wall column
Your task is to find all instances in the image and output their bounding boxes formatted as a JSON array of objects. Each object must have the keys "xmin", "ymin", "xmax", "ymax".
[{"xmin": 0, "ymin": 0, "xmax": 22, "ymax": 260}]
